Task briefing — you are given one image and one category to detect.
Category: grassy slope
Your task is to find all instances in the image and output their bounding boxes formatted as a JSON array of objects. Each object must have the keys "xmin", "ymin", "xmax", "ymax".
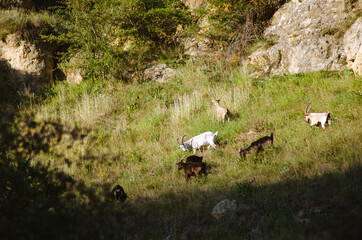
[{"xmin": 19, "ymin": 61, "xmax": 362, "ymax": 239}]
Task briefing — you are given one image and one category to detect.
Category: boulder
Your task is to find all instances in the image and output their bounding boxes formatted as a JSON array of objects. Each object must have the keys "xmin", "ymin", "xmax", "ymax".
[
  {"xmin": 211, "ymin": 199, "xmax": 237, "ymax": 220},
  {"xmin": 142, "ymin": 63, "xmax": 175, "ymax": 83}
]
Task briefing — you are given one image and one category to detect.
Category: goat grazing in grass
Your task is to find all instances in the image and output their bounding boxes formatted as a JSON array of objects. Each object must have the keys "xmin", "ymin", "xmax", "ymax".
[
  {"xmin": 212, "ymin": 99, "xmax": 231, "ymax": 123},
  {"xmin": 304, "ymin": 103, "xmax": 331, "ymax": 129},
  {"xmin": 177, "ymin": 158, "xmax": 206, "ymax": 181},
  {"xmin": 180, "ymin": 154, "xmax": 203, "ymax": 164},
  {"xmin": 239, "ymin": 133, "xmax": 274, "ymax": 158},
  {"xmin": 177, "ymin": 131, "xmax": 218, "ymax": 154},
  {"xmin": 112, "ymin": 184, "xmax": 128, "ymax": 202}
]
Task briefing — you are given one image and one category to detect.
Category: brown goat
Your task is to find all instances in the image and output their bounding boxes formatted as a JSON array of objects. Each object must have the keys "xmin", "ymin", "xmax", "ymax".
[
  {"xmin": 177, "ymin": 159, "xmax": 206, "ymax": 181},
  {"xmin": 239, "ymin": 133, "xmax": 274, "ymax": 158}
]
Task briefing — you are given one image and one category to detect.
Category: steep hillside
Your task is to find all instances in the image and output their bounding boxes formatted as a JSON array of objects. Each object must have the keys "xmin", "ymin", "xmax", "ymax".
[
  {"xmin": 1, "ymin": 62, "xmax": 361, "ymax": 239},
  {"xmin": 0, "ymin": 1, "xmax": 361, "ymax": 239}
]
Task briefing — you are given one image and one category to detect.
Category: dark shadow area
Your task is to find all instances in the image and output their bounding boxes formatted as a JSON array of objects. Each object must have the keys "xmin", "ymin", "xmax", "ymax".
[
  {"xmin": 0, "ymin": 0, "xmax": 66, "ymax": 11},
  {"xmin": 0, "ymin": 113, "xmax": 361, "ymax": 240},
  {"xmin": 0, "ymin": 56, "xmax": 65, "ymax": 112},
  {"xmin": 0, "ymin": 59, "xmax": 37, "ymax": 110}
]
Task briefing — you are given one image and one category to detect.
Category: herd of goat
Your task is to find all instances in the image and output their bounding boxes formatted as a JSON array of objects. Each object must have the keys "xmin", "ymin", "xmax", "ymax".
[
  {"xmin": 113, "ymin": 101, "xmax": 331, "ymax": 201},
  {"xmin": 175, "ymin": 100, "xmax": 331, "ymax": 181}
]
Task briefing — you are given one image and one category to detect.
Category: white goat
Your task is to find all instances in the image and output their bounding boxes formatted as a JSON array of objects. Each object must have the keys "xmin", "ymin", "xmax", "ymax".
[
  {"xmin": 177, "ymin": 131, "xmax": 218, "ymax": 154},
  {"xmin": 304, "ymin": 103, "xmax": 331, "ymax": 129},
  {"xmin": 212, "ymin": 99, "xmax": 231, "ymax": 123}
]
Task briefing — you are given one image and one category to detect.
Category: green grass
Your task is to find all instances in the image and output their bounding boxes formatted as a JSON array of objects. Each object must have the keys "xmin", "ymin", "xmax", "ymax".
[{"xmin": 2, "ymin": 62, "xmax": 362, "ymax": 239}]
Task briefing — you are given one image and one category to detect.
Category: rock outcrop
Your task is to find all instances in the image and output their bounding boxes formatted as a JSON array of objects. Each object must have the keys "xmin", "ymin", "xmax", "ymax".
[
  {"xmin": 245, "ymin": 0, "xmax": 362, "ymax": 76},
  {"xmin": 180, "ymin": 0, "xmax": 222, "ymax": 58},
  {"xmin": 0, "ymin": 33, "xmax": 57, "ymax": 96},
  {"xmin": 211, "ymin": 199, "xmax": 237, "ymax": 220},
  {"xmin": 343, "ymin": 17, "xmax": 362, "ymax": 76},
  {"xmin": 142, "ymin": 63, "xmax": 175, "ymax": 83}
]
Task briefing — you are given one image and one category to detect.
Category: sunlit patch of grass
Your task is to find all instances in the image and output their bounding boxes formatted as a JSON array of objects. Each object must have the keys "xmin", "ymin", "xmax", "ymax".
[{"xmin": 170, "ymin": 90, "xmax": 204, "ymax": 124}]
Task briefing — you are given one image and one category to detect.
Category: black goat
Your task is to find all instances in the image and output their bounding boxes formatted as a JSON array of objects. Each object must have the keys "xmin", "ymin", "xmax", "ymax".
[
  {"xmin": 239, "ymin": 133, "xmax": 274, "ymax": 158},
  {"xmin": 112, "ymin": 184, "xmax": 128, "ymax": 202}
]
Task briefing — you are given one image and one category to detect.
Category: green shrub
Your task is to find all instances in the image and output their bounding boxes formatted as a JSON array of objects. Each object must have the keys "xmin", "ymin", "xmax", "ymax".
[
  {"xmin": 48, "ymin": 0, "xmax": 192, "ymax": 84},
  {"xmin": 208, "ymin": 0, "xmax": 286, "ymax": 57}
]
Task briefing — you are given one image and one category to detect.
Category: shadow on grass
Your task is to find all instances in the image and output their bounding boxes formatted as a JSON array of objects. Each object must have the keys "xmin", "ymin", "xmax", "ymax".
[
  {"xmin": 0, "ymin": 114, "xmax": 361, "ymax": 240},
  {"xmin": 0, "ymin": 55, "xmax": 65, "ymax": 112}
]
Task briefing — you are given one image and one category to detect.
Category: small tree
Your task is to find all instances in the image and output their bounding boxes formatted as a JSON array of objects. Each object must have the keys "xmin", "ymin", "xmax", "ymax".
[{"xmin": 49, "ymin": 0, "xmax": 191, "ymax": 83}]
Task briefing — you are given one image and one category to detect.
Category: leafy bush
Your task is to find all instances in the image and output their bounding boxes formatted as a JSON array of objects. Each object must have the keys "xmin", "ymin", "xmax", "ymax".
[
  {"xmin": 48, "ymin": 0, "xmax": 192, "ymax": 83},
  {"xmin": 0, "ymin": 9, "xmax": 58, "ymax": 40},
  {"xmin": 208, "ymin": 0, "xmax": 286, "ymax": 57}
]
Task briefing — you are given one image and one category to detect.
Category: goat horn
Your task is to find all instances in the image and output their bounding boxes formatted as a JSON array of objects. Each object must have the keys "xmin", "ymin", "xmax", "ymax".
[
  {"xmin": 180, "ymin": 155, "xmax": 187, "ymax": 162},
  {"xmin": 180, "ymin": 135, "xmax": 186, "ymax": 145},
  {"xmin": 305, "ymin": 103, "xmax": 311, "ymax": 114},
  {"xmin": 307, "ymin": 104, "xmax": 312, "ymax": 113}
]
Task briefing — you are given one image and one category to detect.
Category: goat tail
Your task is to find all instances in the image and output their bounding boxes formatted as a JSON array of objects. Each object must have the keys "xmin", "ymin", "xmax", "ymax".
[
  {"xmin": 270, "ymin": 132, "xmax": 274, "ymax": 142},
  {"xmin": 214, "ymin": 131, "xmax": 218, "ymax": 136}
]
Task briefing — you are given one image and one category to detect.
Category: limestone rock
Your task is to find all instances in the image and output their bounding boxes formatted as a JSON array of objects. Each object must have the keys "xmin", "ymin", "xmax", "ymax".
[
  {"xmin": 245, "ymin": 0, "xmax": 359, "ymax": 76},
  {"xmin": 343, "ymin": 18, "xmax": 362, "ymax": 75},
  {"xmin": 211, "ymin": 199, "xmax": 237, "ymax": 220},
  {"xmin": 63, "ymin": 54, "xmax": 85, "ymax": 85},
  {"xmin": 180, "ymin": 0, "xmax": 208, "ymax": 9},
  {"xmin": 142, "ymin": 63, "xmax": 175, "ymax": 83},
  {"xmin": 0, "ymin": 33, "xmax": 56, "ymax": 94},
  {"xmin": 179, "ymin": 0, "xmax": 222, "ymax": 58}
]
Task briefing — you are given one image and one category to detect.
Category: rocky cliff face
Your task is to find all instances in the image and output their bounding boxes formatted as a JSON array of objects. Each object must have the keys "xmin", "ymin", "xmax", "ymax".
[
  {"xmin": 344, "ymin": 17, "xmax": 362, "ymax": 76},
  {"xmin": 179, "ymin": 0, "xmax": 222, "ymax": 58},
  {"xmin": 245, "ymin": 0, "xmax": 361, "ymax": 76},
  {"xmin": 0, "ymin": 33, "xmax": 57, "ymax": 96}
]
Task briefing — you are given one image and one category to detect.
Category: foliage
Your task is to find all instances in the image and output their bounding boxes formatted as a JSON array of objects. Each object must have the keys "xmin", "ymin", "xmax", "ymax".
[
  {"xmin": 0, "ymin": 0, "xmax": 18, "ymax": 9},
  {"xmin": 45, "ymin": 0, "xmax": 191, "ymax": 83},
  {"xmin": 0, "ymin": 113, "xmax": 88, "ymax": 239},
  {"xmin": 0, "ymin": 9, "xmax": 58, "ymax": 40},
  {"xmin": 208, "ymin": 0, "xmax": 286, "ymax": 57},
  {"xmin": 117, "ymin": 0, "xmax": 190, "ymax": 43},
  {"xmin": 0, "ymin": 0, "xmax": 65, "ymax": 10}
]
